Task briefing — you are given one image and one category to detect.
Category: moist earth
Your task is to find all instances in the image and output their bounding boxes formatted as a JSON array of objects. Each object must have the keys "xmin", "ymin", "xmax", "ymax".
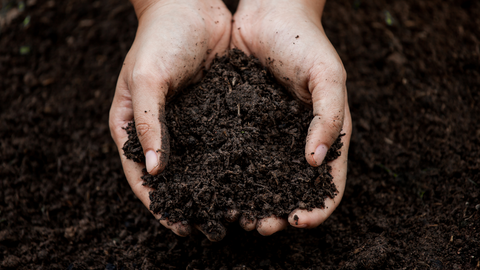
[
  {"xmin": 122, "ymin": 49, "xmax": 343, "ymax": 236},
  {"xmin": 0, "ymin": 0, "xmax": 479, "ymax": 269}
]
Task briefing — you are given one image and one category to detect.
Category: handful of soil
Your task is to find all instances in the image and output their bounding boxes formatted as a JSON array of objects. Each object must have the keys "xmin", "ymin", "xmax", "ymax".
[{"xmin": 123, "ymin": 49, "xmax": 343, "ymax": 234}]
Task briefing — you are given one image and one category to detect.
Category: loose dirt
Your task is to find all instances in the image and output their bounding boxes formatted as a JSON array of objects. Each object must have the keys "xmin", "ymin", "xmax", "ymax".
[
  {"xmin": 0, "ymin": 0, "xmax": 478, "ymax": 269},
  {"xmin": 123, "ymin": 49, "xmax": 342, "ymax": 238}
]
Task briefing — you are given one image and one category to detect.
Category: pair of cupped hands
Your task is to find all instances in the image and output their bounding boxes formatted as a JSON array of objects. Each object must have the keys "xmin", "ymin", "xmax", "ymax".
[{"xmin": 109, "ymin": 0, "xmax": 351, "ymax": 241}]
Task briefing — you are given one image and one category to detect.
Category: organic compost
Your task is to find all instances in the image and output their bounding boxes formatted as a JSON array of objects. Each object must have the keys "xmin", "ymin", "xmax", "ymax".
[{"xmin": 122, "ymin": 49, "xmax": 343, "ymax": 238}]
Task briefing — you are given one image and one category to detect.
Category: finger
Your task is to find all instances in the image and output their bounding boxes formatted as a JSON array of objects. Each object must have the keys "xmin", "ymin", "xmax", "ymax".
[
  {"xmin": 256, "ymin": 215, "xmax": 288, "ymax": 236},
  {"xmin": 120, "ymin": 147, "xmax": 192, "ymax": 237},
  {"xmin": 305, "ymin": 62, "xmax": 347, "ymax": 167},
  {"xmin": 109, "ymin": 72, "xmax": 134, "ymax": 150},
  {"xmin": 239, "ymin": 214, "xmax": 257, "ymax": 231},
  {"xmin": 290, "ymin": 97, "xmax": 351, "ymax": 228},
  {"xmin": 225, "ymin": 209, "xmax": 240, "ymax": 223},
  {"xmin": 230, "ymin": 1, "xmax": 254, "ymax": 55},
  {"xmin": 109, "ymin": 79, "xmax": 191, "ymax": 237},
  {"xmin": 195, "ymin": 222, "xmax": 227, "ymax": 242},
  {"xmin": 230, "ymin": 28, "xmax": 252, "ymax": 55},
  {"xmin": 161, "ymin": 218, "xmax": 192, "ymax": 237},
  {"xmin": 130, "ymin": 72, "xmax": 170, "ymax": 175}
]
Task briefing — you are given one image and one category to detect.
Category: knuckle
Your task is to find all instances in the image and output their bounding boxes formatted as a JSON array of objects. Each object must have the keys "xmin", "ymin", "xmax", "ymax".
[
  {"xmin": 108, "ymin": 117, "xmax": 125, "ymax": 146},
  {"xmin": 327, "ymin": 63, "xmax": 347, "ymax": 84},
  {"xmin": 330, "ymin": 115, "xmax": 344, "ymax": 130},
  {"xmin": 327, "ymin": 117, "xmax": 344, "ymax": 140},
  {"xmin": 131, "ymin": 67, "xmax": 152, "ymax": 85},
  {"xmin": 108, "ymin": 117, "xmax": 116, "ymax": 137},
  {"xmin": 312, "ymin": 61, "xmax": 347, "ymax": 86},
  {"xmin": 130, "ymin": 66, "xmax": 169, "ymax": 94},
  {"xmin": 333, "ymin": 63, "xmax": 347, "ymax": 83},
  {"xmin": 131, "ymin": 64, "xmax": 156, "ymax": 83},
  {"xmin": 323, "ymin": 60, "xmax": 346, "ymax": 82},
  {"xmin": 135, "ymin": 121, "xmax": 151, "ymax": 138}
]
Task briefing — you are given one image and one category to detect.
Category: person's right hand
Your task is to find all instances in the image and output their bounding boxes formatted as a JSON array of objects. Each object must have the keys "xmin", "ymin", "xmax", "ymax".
[{"xmin": 109, "ymin": 0, "xmax": 231, "ymax": 241}]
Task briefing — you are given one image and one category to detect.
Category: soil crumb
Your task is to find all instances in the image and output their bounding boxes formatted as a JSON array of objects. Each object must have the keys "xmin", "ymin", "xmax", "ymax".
[{"xmin": 123, "ymin": 49, "xmax": 343, "ymax": 230}]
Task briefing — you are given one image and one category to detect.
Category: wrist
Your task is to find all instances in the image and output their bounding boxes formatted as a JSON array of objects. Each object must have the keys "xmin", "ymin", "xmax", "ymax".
[
  {"xmin": 130, "ymin": 0, "xmax": 196, "ymax": 20},
  {"xmin": 131, "ymin": 0, "xmax": 229, "ymax": 21},
  {"xmin": 130, "ymin": 0, "xmax": 161, "ymax": 19},
  {"xmin": 238, "ymin": 0, "xmax": 325, "ymax": 19}
]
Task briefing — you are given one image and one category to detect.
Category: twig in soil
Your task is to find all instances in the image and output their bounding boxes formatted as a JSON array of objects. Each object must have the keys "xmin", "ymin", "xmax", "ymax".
[
  {"xmin": 207, "ymin": 113, "xmax": 216, "ymax": 122},
  {"xmin": 194, "ymin": 181, "xmax": 202, "ymax": 190},
  {"xmin": 271, "ymin": 171, "xmax": 279, "ymax": 185},
  {"xmin": 209, "ymin": 192, "xmax": 217, "ymax": 212},
  {"xmin": 116, "ymin": 192, "xmax": 124, "ymax": 204},
  {"xmin": 468, "ymin": 178, "xmax": 478, "ymax": 186},
  {"xmin": 252, "ymin": 183, "xmax": 273, "ymax": 194}
]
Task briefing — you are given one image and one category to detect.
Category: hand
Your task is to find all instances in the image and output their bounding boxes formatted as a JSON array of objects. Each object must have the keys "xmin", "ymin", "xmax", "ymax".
[
  {"xmin": 109, "ymin": 0, "xmax": 231, "ymax": 241},
  {"xmin": 231, "ymin": 0, "xmax": 352, "ymax": 235}
]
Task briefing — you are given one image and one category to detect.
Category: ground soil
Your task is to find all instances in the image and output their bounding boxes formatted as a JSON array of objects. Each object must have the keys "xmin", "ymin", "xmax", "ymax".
[
  {"xmin": 0, "ymin": 0, "xmax": 479, "ymax": 269},
  {"xmin": 122, "ymin": 49, "xmax": 343, "ymax": 236}
]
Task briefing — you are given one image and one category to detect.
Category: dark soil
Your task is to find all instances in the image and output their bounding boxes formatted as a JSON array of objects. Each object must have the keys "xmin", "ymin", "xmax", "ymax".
[
  {"xmin": 123, "ymin": 49, "xmax": 342, "ymax": 233},
  {"xmin": 0, "ymin": 0, "xmax": 479, "ymax": 269}
]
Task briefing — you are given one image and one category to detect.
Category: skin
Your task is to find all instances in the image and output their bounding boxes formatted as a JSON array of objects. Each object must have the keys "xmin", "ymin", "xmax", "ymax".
[
  {"xmin": 231, "ymin": 0, "xmax": 352, "ymax": 236},
  {"xmin": 109, "ymin": 0, "xmax": 352, "ymax": 240}
]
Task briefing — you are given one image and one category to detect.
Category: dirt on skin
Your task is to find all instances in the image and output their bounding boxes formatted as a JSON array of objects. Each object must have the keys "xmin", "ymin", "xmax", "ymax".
[
  {"xmin": 122, "ymin": 49, "xmax": 343, "ymax": 239},
  {"xmin": 0, "ymin": 0, "xmax": 479, "ymax": 269}
]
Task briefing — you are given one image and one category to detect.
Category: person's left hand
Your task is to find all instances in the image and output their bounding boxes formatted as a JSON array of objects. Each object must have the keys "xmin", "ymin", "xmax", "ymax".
[{"xmin": 230, "ymin": 0, "xmax": 352, "ymax": 235}]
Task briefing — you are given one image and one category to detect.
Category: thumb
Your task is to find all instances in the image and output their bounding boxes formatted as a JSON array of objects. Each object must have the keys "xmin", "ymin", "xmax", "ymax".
[
  {"xmin": 305, "ymin": 65, "xmax": 346, "ymax": 167},
  {"xmin": 131, "ymin": 75, "xmax": 170, "ymax": 175}
]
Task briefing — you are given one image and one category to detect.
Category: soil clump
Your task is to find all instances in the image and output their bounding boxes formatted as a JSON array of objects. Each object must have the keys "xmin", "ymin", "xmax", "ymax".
[{"xmin": 123, "ymin": 49, "xmax": 343, "ymax": 232}]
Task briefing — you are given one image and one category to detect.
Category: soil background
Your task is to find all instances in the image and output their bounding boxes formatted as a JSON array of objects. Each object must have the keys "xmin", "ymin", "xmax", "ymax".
[{"xmin": 0, "ymin": 0, "xmax": 479, "ymax": 269}]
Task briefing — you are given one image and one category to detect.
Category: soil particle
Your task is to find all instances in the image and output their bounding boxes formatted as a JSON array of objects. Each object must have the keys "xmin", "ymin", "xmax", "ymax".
[
  {"xmin": 294, "ymin": 214, "xmax": 299, "ymax": 225},
  {"xmin": 123, "ymin": 49, "xmax": 343, "ymax": 228},
  {"xmin": 2, "ymin": 255, "xmax": 21, "ymax": 269},
  {"xmin": 341, "ymin": 236, "xmax": 392, "ymax": 269}
]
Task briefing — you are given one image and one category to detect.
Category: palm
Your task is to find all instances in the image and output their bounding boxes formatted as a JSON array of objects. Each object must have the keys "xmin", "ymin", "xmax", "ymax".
[{"xmin": 232, "ymin": 3, "xmax": 343, "ymax": 101}]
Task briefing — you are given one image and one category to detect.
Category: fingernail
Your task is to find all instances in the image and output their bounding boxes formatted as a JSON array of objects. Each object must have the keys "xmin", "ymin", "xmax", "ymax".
[
  {"xmin": 145, "ymin": 150, "xmax": 158, "ymax": 173},
  {"xmin": 314, "ymin": 144, "xmax": 328, "ymax": 166}
]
